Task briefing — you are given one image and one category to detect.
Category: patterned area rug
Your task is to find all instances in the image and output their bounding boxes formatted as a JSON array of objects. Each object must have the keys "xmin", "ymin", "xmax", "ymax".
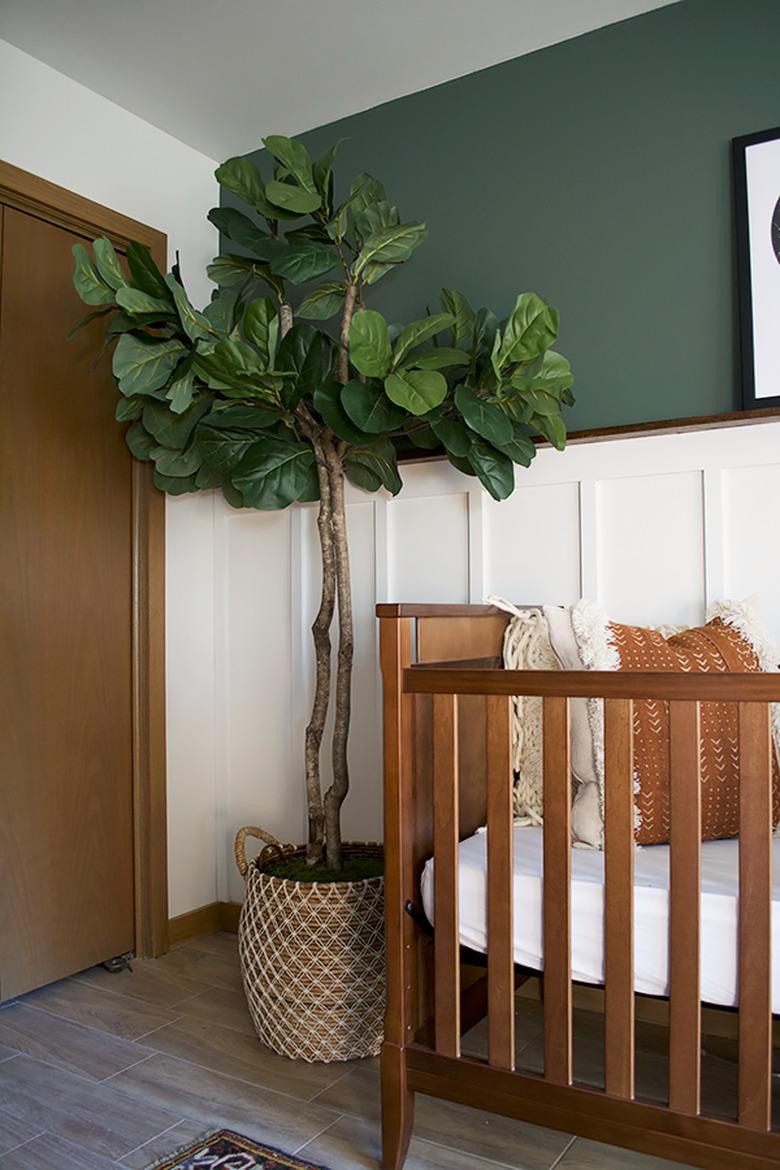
[{"xmin": 145, "ymin": 1129, "xmax": 331, "ymax": 1169}]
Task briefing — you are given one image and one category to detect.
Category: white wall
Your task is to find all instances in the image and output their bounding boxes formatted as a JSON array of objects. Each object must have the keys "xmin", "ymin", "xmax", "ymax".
[
  {"xmin": 219, "ymin": 418, "xmax": 780, "ymax": 903},
  {"xmin": 0, "ymin": 39, "xmax": 220, "ymax": 917}
]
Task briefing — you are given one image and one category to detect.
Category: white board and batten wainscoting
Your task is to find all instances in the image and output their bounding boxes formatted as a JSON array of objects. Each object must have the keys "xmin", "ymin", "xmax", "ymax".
[{"xmin": 213, "ymin": 416, "xmax": 780, "ymax": 903}]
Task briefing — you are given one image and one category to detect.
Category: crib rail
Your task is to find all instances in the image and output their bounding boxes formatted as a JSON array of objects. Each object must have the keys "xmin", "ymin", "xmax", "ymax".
[{"xmin": 380, "ymin": 607, "xmax": 780, "ymax": 1170}]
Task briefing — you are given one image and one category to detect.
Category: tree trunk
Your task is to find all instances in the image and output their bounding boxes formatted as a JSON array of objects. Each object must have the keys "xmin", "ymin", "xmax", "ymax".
[
  {"xmin": 323, "ymin": 453, "xmax": 354, "ymax": 871},
  {"xmin": 304, "ymin": 446, "xmax": 335, "ymax": 865}
]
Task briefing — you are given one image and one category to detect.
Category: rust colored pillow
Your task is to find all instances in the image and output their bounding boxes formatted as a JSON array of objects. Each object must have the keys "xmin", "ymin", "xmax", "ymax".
[{"xmin": 609, "ymin": 617, "xmax": 780, "ymax": 844}]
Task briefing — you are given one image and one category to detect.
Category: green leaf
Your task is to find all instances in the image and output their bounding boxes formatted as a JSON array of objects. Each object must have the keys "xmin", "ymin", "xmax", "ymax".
[
  {"xmin": 354, "ymin": 221, "xmax": 427, "ymax": 278},
  {"xmin": 430, "ymin": 416, "xmax": 471, "ymax": 457},
  {"xmin": 410, "ymin": 347, "xmax": 470, "ymax": 370},
  {"xmin": 468, "ymin": 438, "xmax": 515, "ymax": 501},
  {"xmin": 495, "ymin": 293, "xmax": 559, "ymax": 372},
  {"xmin": 384, "ymin": 369, "xmax": 447, "ymax": 416},
  {"xmin": 263, "ymin": 136, "xmax": 317, "ymax": 193},
  {"xmin": 296, "ymin": 282, "xmax": 345, "ymax": 321},
  {"xmin": 409, "ymin": 425, "xmax": 440, "ymax": 450},
  {"xmin": 207, "ymin": 254, "xmax": 260, "ymax": 287},
  {"xmin": 125, "ymin": 420, "xmax": 156, "ymax": 460},
  {"xmin": 67, "ymin": 304, "xmax": 116, "ymax": 339},
  {"xmin": 313, "ymin": 139, "xmax": 345, "ymax": 204},
  {"xmin": 345, "ymin": 460, "xmax": 383, "ymax": 492},
  {"xmin": 515, "ymin": 387, "xmax": 560, "ymax": 417},
  {"xmin": 164, "ymin": 274, "xmax": 218, "ymax": 342},
  {"xmin": 112, "ymin": 334, "xmax": 187, "ymax": 396},
  {"xmin": 207, "ymin": 207, "xmax": 272, "ymax": 255},
  {"xmin": 313, "ymin": 380, "xmax": 365, "ymax": 444},
  {"xmin": 115, "ymin": 396, "xmax": 145, "ymax": 422},
  {"xmin": 167, "ymin": 366, "xmax": 196, "ymax": 414},
  {"xmin": 152, "ymin": 444, "xmax": 202, "ymax": 477},
  {"xmin": 352, "ymin": 200, "xmax": 399, "ymax": 239},
  {"xmin": 497, "ymin": 423, "xmax": 536, "ymax": 466},
  {"xmin": 393, "ymin": 313, "xmax": 454, "ymax": 367},
  {"xmin": 232, "ymin": 438, "xmax": 315, "ymax": 509},
  {"xmin": 72, "ymin": 243, "xmax": 115, "ymax": 305},
  {"xmin": 277, "ymin": 325, "xmax": 334, "ymax": 407},
  {"xmin": 349, "ymin": 310, "xmax": 392, "ymax": 378},
  {"xmin": 243, "ymin": 298, "xmax": 278, "ymax": 367},
  {"xmin": 143, "ymin": 399, "xmax": 210, "ymax": 450},
  {"xmin": 197, "ymin": 420, "xmax": 275, "ymax": 473},
  {"xmin": 270, "ymin": 240, "xmax": 338, "ymax": 284},
  {"xmin": 533, "ymin": 413, "xmax": 567, "ymax": 451},
  {"xmin": 440, "ymin": 289, "xmax": 475, "ymax": 349},
  {"xmin": 205, "ymin": 403, "xmax": 280, "ymax": 429},
  {"xmin": 193, "ymin": 338, "xmax": 268, "ymax": 394},
  {"xmin": 265, "ymin": 181, "xmax": 321, "ymax": 215},
  {"xmin": 116, "ymin": 287, "xmax": 172, "ymax": 316},
  {"xmin": 202, "ymin": 290, "xmax": 239, "ymax": 335},
  {"xmin": 215, "ymin": 156, "xmax": 266, "ymax": 208},
  {"xmin": 345, "ymin": 439, "xmax": 402, "ymax": 495},
  {"xmin": 454, "ymin": 385, "xmax": 513, "ymax": 446},
  {"xmin": 93, "ymin": 237, "xmax": 127, "ymax": 291},
  {"xmin": 350, "ymin": 173, "xmax": 387, "ymax": 215},
  {"xmin": 341, "ymin": 380, "xmax": 405, "ymax": 433},
  {"xmin": 126, "ymin": 242, "xmax": 171, "ymax": 300},
  {"xmin": 509, "ymin": 350, "xmax": 573, "ymax": 395},
  {"xmin": 153, "ymin": 471, "xmax": 200, "ymax": 496}
]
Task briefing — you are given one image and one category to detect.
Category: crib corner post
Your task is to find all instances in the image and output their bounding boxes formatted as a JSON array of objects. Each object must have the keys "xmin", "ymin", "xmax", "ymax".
[{"xmin": 379, "ymin": 610, "xmax": 416, "ymax": 1170}]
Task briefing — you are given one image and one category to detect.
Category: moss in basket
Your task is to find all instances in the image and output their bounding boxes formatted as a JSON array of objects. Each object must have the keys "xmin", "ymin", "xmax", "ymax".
[{"xmin": 263, "ymin": 855, "xmax": 383, "ymax": 883}]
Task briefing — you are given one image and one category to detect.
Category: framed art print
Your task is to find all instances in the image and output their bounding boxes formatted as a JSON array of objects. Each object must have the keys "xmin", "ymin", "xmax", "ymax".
[{"xmin": 733, "ymin": 125, "xmax": 780, "ymax": 410}]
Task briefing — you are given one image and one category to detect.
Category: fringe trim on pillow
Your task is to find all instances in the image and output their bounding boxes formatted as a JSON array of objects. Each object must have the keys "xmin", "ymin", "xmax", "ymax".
[
  {"xmin": 706, "ymin": 596, "xmax": 780, "ymax": 835},
  {"xmin": 569, "ymin": 600, "xmax": 620, "ymax": 845},
  {"xmin": 487, "ymin": 596, "xmax": 554, "ymax": 825}
]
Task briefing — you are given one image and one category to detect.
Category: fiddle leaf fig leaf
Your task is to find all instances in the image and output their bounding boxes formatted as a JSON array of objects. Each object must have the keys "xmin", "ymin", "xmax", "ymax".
[
  {"xmin": 410, "ymin": 346, "xmax": 470, "ymax": 371},
  {"xmin": 384, "ymin": 369, "xmax": 447, "ymax": 416},
  {"xmin": 277, "ymin": 324, "xmax": 334, "ymax": 406},
  {"xmin": 430, "ymin": 416, "xmax": 472, "ymax": 457},
  {"xmin": 215, "ymin": 156, "xmax": 266, "ymax": 208},
  {"xmin": 112, "ymin": 334, "xmax": 187, "ymax": 396},
  {"xmin": 207, "ymin": 207, "xmax": 273, "ymax": 255},
  {"xmin": 143, "ymin": 399, "xmax": 210, "ymax": 450},
  {"xmin": 125, "ymin": 420, "xmax": 156, "ymax": 460},
  {"xmin": 454, "ymin": 385, "xmax": 513, "ymax": 446},
  {"xmin": 495, "ymin": 292, "xmax": 559, "ymax": 372},
  {"xmin": 354, "ymin": 221, "xmax": 427, "ymax": 278},
  {"xmin": 313, "ymin": 380, "xmax": 365, "ymax": 444},
  {"xmin": 126, "ymin": 242, "xmax": 171, "ymax": 300},
  {"xmin": 232, "ymin": 438, "xmax": 315, "ymax": 509},
  {"xmin": 269, "ymin": 240, "xmax": 338, "ymax": 284},
  {"xmin": 243, "ymin": 298, "xmax": 278, "ymax": 367},
  {"xmin": 345, "ymin": 439, "xmax": 402, "ymax": 496},
  {"xmin": 72, "ymin": 244, "xmax": 115, "ymax": 305},
  {"xmin": 509, "ymin": 349, "xmax": 573, "ymax": 394},
  {"xmin": 263, "ymin": 136, "xmax": 317, "ymax": 193},
  {"xmin": 392, "ymin": 313, "xmax": 453, "ymax": 367},
  {"xmin": 349, "ymin": 310, "xmax": 392, "ymax": 377},
  {"xmin": 296, "ymin": 281, "xmax": 345, "ymax": 321},
  {"xmin": 165, "ymin": 274, "xmax": 219, "ymax": 343},
  {"xmin": 341, "ymin": 380, "xmax": 405, "ymax": 433},
  {"xmin": 533, "ymin": 412, "xmax": 567, "ymax": 451},
  {"xmin": 468, "ymin": 438, "xmax": 515, "ymax": 501},
  {"xmin": 265, "ymin": 181, "xmax": 321, "ymax": 215},
  {"xmin": 93, "ymin": 237, "xmax": 127, "ymax": 291},
  {"xmin": 313, "ymin": 138, "xmax": 346, "ymax": 205},
  {"xmin": 153, "ymin": 471, "xmax": 200, "ymax": 495},
  {"xmin": 497, "ymin": 423, "xmax": 536, "ymax": 466},
  {"xmin": 152, "ymin": 444, "xmax": 202, "ymax": 477},
  {"xmin": 440, "ymin": 288, "xmax": 475, "ymax": 349},
  {"xmin": 116, "ymin": 287, "xmax": 173, "ymax": 316},
  {"xmin": 167, "ymin": 365, "xmax": 197, "ymax": 414}
]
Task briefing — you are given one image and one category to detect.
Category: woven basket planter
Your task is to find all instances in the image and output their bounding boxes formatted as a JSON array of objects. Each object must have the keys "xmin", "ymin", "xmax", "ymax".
[{"xmin": 234, "ymin": 827, "xmax": 385, "ymax": 1063}]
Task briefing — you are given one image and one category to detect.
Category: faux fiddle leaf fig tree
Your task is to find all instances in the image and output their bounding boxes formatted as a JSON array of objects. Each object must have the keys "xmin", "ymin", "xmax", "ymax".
[{"xmin": 72, "ymin": 135, "xmax": 574, "ymax": 873}]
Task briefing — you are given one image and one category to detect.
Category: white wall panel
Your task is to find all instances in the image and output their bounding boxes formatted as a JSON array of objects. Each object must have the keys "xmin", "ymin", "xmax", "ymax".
[
  {"xmin": 484, "ymin": 481, "xmax": 581, "ymax": 606},
  {"xmin": 597, "ymin": 470, "xmax": 705, "ymax": 628},
  {"xmin": 723, "ymin": 464, "xmax": 780, "ymax": 645},
  {"xmin": 388, "ymin": 493, "xmax": 470, "ymax": 603}
]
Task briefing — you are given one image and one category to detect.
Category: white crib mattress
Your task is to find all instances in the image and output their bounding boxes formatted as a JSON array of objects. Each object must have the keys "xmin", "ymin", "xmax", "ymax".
[{"xmin": 420, "ymin": 825, "xmax": 780, "ymax": 1012}]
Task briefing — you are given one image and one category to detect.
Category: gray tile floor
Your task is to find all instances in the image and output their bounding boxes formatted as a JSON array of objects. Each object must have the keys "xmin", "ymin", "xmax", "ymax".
[{"xmin": 0, "ymin": 933, "xmax": 755, "ymax": 1169}]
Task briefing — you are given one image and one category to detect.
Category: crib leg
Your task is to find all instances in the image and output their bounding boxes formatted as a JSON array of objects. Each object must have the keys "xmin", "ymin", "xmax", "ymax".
[{"xmin": 381, "ymin": 1042, "xmax": 414, "ymax": 1170}]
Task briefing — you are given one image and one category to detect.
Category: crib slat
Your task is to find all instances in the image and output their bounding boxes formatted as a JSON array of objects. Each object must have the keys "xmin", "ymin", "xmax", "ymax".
[
  {"xmin": 737, "ymin": 701, "xmax": 773, "ymax": 1132},
  {"xmin": 669, "ymin": 700, "xmax": 701, "ymax": 1116},
  {"xmin": 604, "ymin": 698, "xmax": 635, "ymax": 1100},
  {"xmin": 543, "ymin": 696, "xmax": 572, "ymax": 1085},
  {"xmin": 433, "ymin": 692, "xmax": 460, "ymax": 1058},
  {"xmin": 486, "ymin": 694, "xmax": 515, "ymax": 1070}
]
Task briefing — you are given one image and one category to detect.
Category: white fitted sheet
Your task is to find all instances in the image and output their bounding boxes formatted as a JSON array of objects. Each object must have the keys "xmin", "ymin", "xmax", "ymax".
[{"xmin": 420, "ymin": 825, "xmax": 780, "ymax": 1011}]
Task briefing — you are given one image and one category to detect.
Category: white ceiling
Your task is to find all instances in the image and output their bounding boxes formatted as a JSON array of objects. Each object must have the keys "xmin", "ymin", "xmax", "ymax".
[{"xmin": 1, "ymin": 0, "xmax": 679, "ymax": 160}]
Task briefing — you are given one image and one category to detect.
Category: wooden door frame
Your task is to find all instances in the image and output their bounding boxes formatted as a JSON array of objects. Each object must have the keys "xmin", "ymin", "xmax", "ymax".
[{"xmin": 0, "ymin": 160, "xmax": 169, "ymax": 958}]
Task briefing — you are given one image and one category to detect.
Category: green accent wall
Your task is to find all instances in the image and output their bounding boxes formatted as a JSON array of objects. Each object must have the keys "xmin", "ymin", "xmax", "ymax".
[{"xmin": 241, "ymin": 0, "xmax": 780, "ymax": 432}]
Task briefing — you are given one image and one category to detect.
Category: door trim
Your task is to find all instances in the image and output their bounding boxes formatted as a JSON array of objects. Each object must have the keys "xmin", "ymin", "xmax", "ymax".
[{"xmin": 0, "ymin": 159, "xmax": 169, "ymax": 957}]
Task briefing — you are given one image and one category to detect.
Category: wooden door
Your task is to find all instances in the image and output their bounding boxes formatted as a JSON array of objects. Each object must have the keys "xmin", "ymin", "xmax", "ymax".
[{"xmin": 0, "ymin": 168, "xmax": 167, "ymax": 998}]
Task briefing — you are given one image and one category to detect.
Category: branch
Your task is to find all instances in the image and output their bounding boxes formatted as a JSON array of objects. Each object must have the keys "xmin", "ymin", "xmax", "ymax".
[{"xmin": 338, "ymin": 281, "xmax": 358, "ymax": 384}]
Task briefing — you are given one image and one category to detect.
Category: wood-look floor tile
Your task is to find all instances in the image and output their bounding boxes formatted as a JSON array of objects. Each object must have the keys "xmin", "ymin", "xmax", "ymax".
[
  {"xmin": 110, "ymin": 1053, "xmax": 341, "ymax": 1152},
  {"xmin": 182, "ymin": 933, "xmax": 240, "ymax": 958},
  {"xmin": 0, "ymin": 1004, "xmax": 150, "ymax": 1081},
  {"xmin": 119, "ymin": 1118, "xmax": 208, "ymax": 1169},
  {"xmin": 0, "ymin": 1047, "xmax": 17, "ymax": 1064},
  {"xmin": 21, "ymin": 979, "xmax": 177, "ymax": 1041},
  {"xmin": 0, "ymin": 1131, "xmax": 120, "ymax": 1168},
  {"xmin": 72, "ymin": 963, "xmax": 213, "ymax": 1009},
  {"xmin": 0, "ymin": 1109, "xmax": 41, "ymax": 1157},
  {"xmin": 557, "ymin": 1136, "xmax": 691, "ymax": 1170},
  {"xmin": 174, "ymin": 986, "xmax": 255, "ymax": 1036},
  {"xmin": 313, "ymin": 1063, "xmax": 571, "ymax": 1170},
  {"xmin": 147, "ymin": 947, "xmax": 243, "ymax": 993},
  {"xmin": 0, "ymin": 1056, "xmax": 178, "ymax": 1160},
  {"xmin": 298, "ymin": 1113, "xmax": 541, "ymax": 1170},
  {"xmin": 142, "ymin": 1015, "xmax": 364, "ymax": 1099}
]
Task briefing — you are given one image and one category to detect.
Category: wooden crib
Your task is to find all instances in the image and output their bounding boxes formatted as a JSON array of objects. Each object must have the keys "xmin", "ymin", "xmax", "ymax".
[{"xmin": 378, "ymin": 603, "xmax": 779, "ymax": 1170}]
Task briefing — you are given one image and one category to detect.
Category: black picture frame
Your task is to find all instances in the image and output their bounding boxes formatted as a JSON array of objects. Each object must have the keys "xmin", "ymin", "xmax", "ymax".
[{"xmin": 733, "ymin": 124, "xmax": 780, "ymax": 411}]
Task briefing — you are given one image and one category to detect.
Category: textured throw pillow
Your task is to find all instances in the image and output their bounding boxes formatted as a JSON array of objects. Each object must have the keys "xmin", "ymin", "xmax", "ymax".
[{"xmin": 569, "ymin": 598, "xmax": 780, "ymax": 846}]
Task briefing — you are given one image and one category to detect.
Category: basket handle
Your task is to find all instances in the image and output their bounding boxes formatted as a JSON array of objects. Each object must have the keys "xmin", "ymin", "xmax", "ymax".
[{"xmin": 234, "ymin": 826, "xmax": 283, "ymax": 878}]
